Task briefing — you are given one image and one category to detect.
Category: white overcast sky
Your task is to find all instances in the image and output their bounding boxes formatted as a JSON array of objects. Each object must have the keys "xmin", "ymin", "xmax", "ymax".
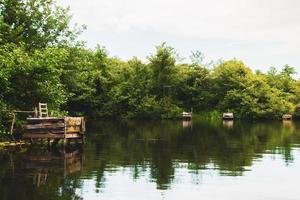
[{"xmin": 58, "ymin": 0, "xmax": 300, "ymax": 73}]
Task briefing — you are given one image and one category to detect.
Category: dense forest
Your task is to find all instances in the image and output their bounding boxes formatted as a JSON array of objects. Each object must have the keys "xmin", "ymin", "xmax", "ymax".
[{"xmin": 1, "ymin": 0, "xmax": 300, "ymax": 134}]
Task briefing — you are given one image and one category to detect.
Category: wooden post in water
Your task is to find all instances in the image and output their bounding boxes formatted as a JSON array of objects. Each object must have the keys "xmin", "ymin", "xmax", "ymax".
[{"xmin": 1, "ymin": 109, "xmax": 36, "ymax": 141}]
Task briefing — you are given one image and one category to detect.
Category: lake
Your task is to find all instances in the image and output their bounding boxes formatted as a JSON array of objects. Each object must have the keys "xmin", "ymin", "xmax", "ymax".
[{"xmin": 1, "ymin": 118, "xmax": 300, "ymax": 200}]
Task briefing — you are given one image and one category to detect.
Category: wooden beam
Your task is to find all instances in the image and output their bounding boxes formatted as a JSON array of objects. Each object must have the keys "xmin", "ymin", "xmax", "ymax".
[
  {"xmin": 24, "ymin": 123, "xmax": 65, "ymax": 130},
  {"xmin": 27, "ymin": 117, "xmax": 64, "ymax": 123},
  {"xmin": 23, "ymin": 133, "xmax": 65, "ymax": 139}
]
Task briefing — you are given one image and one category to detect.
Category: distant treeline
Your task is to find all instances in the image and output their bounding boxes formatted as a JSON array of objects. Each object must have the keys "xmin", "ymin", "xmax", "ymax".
[{"xmin": 1, "ymin": 0, "xmax": 300, "ymax": 130}]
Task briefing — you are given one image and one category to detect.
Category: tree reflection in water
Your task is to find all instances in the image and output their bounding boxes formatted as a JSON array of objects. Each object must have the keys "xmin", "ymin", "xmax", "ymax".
[
  {"xmin": 85, "ymin": 119, "xmax": 300, "ymax": 189},
  {"xmin": 0, "ymin": 119, "xmax": 300, "ymax": 199}
]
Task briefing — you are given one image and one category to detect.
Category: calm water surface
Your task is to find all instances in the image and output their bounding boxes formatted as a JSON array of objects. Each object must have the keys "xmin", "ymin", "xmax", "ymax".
[{"xmin": 1, "ymin": 119, "xmax": 300, "ymax": 200}]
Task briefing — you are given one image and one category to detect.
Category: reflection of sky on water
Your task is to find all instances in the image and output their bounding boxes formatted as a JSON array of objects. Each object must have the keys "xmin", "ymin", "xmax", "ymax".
[{"xmin": 76, "ymin": 149, "xmax": 300, "ymax": 200}]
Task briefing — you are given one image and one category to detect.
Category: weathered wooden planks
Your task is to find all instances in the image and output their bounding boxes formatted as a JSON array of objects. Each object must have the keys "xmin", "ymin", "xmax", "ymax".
[
  {"xmin": 23, "ymin": 116, "xmax": 86, "ymax": 143},
  {"xmin": 26, "ymin": 117, "xmax": 64, "ymax": 122},
  {"xmin": 24, "ymin": 123, "xmax": 65, "ymax": 130},
  {"xmin": 65, "ymin": 117, "xmax": 85, "ymax": 134},
  {"xmin": 23, "ymin": 133, "xmax": 65, "ymax": 139}
]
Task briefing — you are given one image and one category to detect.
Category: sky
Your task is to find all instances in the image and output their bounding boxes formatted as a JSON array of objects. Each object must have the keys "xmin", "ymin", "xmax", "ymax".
[{"xmin": 57, "ymin": 0, "xmax": 300, "ymax": 73}]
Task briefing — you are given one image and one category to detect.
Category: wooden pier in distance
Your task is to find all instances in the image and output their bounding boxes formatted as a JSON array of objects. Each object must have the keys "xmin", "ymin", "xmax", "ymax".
[
  {"xmin": 282, "ymin": 114, "xmax": 292, "ymax": 121},
  {"xmin": 23, "ymin": 116, "xmax": 86, "ymax": 145},
  {"xmin": 182, "ymin": 112, "xmax": 192, "ymax": 120},
  {"xmin": 223, "ymin": 113, "xmax": 234, "ymax": 120}
]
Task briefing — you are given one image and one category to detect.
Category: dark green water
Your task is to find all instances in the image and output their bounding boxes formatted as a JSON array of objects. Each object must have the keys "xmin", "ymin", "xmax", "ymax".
[{"xmin": 1, "ymin": 119, "xmax": 300, "ymax": 200}]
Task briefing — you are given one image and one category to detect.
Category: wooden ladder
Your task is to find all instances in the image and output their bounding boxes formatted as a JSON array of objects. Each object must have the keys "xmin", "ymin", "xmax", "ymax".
[{"xmin": 38, "ymin": 103, "xmax": 48, "ymax": 118}]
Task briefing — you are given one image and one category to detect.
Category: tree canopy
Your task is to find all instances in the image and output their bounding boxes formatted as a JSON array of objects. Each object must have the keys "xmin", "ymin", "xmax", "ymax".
[
  {"xmin": 0, "ymin": 0, "xmax": 83, "ymax": 50},
  {"xmin": 1, "ymin": 0, "xmax": 300, "ymax": 135}
]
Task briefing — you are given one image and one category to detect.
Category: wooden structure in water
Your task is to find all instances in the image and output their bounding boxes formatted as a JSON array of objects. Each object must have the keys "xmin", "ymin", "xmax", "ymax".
[
  {"xmin": 182, "ymin": 108, "xmax": 193, "ymax": 120},
  {"xmin": 282, "ymin": 114, "xmax": 292, "ymax": 120},
  {"xmin": 23, "ymin": 117, "xmax": 85, "ymax": 144},
  {"xmin": 223, "ymin": 113, "xmax": 234, "ymax": 120},
  {"xmin": 22, "ymin": 103, "xmax": 86, "ymax": 144},
  {"xmin": 182, "ymin": 112, "xmax": 192, "ymax": 120}
]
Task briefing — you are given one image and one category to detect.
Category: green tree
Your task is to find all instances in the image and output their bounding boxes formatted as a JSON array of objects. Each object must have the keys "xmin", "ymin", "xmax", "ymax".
[
  {"xmin": 0, "ymin": 43, "xmax": 68, "ymax": 111},
  {"xmin": 0, "ymin": 0, "xmax": 82, "ymax": 50},
  {"xmin": 210, "ymin": 60, "xmax": 252, "ymax": 108},
  {"xmin": 148, "ymin": 43, "xmax": 177, "ymax": 99}
]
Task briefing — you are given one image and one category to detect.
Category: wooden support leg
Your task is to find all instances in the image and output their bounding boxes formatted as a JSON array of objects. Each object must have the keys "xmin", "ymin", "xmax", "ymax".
[{"xmin": 63, "ymin": 138, "xmax": 67, "ymax": 148}]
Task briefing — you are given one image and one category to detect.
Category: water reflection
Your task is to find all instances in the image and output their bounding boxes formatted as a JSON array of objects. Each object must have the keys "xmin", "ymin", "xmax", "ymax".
[
  {"xmin": 85, "ymin": 120, "xmax": 300, "ymax": 189},
  {"xmin": 222, "ymin": 120, "xmax": 233, "ymax": 128},
  {"xmin": 1, "ymin": 119, "xmax": 300, "ymax": 200},
  {"xmin": 0, "ymin": 146, "xmax": 84, "ymax": 200},
  {"xmin": 21, "ymin": 146, "xmax": 84, "ymax": 186},
  {"xmin": 182, "ymin": 120, "xmax": 192, "ymax": 128}
]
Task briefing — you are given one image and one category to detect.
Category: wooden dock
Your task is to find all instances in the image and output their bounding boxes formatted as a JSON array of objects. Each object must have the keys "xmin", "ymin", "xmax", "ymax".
[
  {"xmin": 282, "ymin": 114, "xmax": 292, "ymax": 120},
  {"xmin": 23, "ymin": 117, "xmax": 86, "ymax": 144},
  {"xmin": 182, "ymin": 112, "xmax": 192, "ymax": 120},
  {"xmin": 223, "ymin": 113, "xmax": 234, "ymax": 120}
]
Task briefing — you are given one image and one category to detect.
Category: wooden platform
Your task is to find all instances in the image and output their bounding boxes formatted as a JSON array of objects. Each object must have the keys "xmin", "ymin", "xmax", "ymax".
[
  {"xmin": 282, "ymin": 114, "xmax": 292, "ymax": 120},
  {"xmin": 182, "ymin": 112, "xmax": 192, "ymax": 120},
  {"xmin": 223, "ymin": 113, "xmax": 234, "ymax": 120},
  {"xmin": 23, "ymin": 117, "xmax": 86, "ymax": 144}
]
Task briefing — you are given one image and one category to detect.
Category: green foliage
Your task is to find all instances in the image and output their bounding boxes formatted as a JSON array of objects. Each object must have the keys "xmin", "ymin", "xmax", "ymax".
[
  {"xmin": 1, "ymin": 0, "xmax": 300, "ymax": 132},
  {"xmin": 148, "ymin": 43, "xmax": 177, "ymax": 99},
  {"xmin": 0, "ymin": 43, "xmax": 68, "ymax": 111},
  {"xmin": 0, "ymin": 0, "xmax": 82, "ymax": 50},
  {"xmin": 174, "ymin": 63, "xmax": 211, "ymax": 111}
]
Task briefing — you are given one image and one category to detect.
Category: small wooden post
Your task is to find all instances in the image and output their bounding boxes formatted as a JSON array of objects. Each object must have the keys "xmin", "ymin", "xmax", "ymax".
[
  {"xmin": 63, "ymin": 116, "xmax": 67, "ymax": 146},
  {"xmin": 10, "ymin": 112, "xmax": 16, "ymax": 141},
  {"xmin": 34, "ymin": 107, "xmax": 38, "ymax": 118},
  {"xmin": 81, "ymin": 117, "xmax": 85, "ymax": 144}
]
